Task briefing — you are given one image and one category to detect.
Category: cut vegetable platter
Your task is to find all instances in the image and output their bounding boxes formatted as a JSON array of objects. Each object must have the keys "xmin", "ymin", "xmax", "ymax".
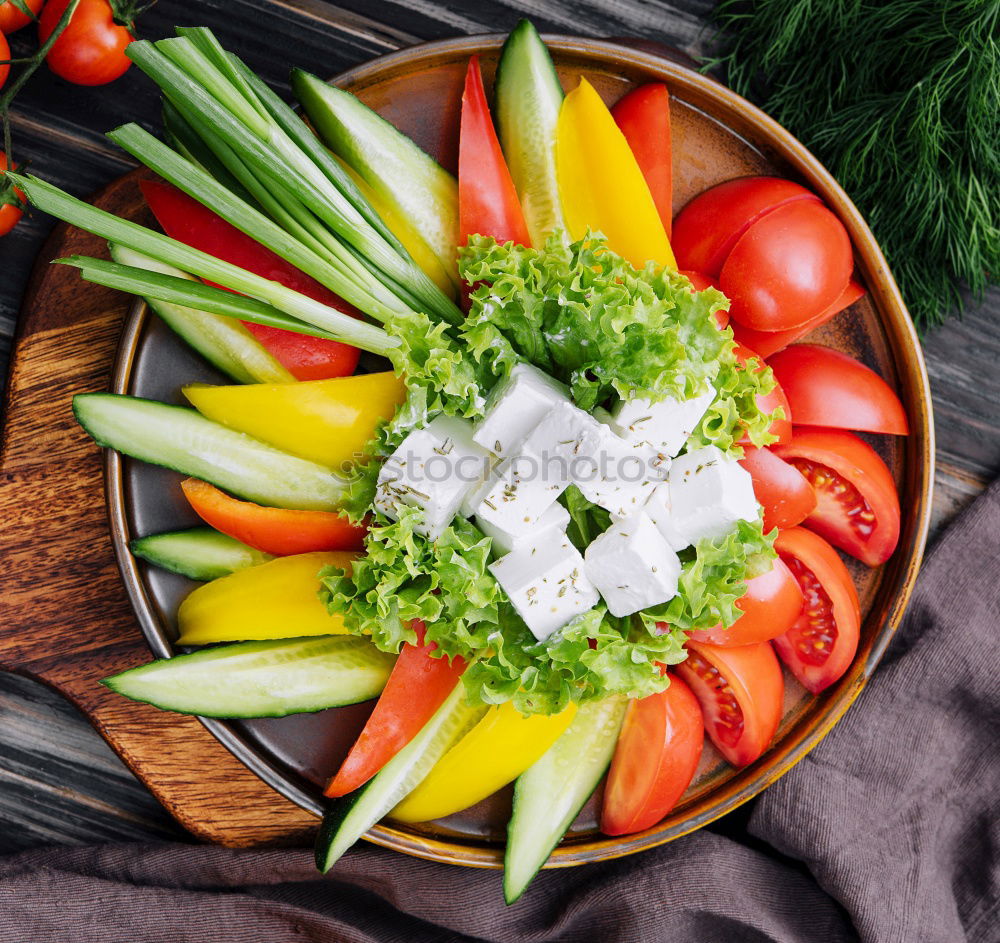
[{"xmin": 0, "ymin": 26, "xmax": 933, "ymax": 893}]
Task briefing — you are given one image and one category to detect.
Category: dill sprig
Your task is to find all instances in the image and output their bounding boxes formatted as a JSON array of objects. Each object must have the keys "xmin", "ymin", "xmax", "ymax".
[{"xmin": 708, "ymin": 0, "xmax": 999, "ymax": 329}]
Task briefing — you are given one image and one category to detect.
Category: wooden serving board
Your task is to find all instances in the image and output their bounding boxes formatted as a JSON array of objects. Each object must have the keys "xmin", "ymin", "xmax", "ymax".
[{"xmin": 0, "ymin": 170, "xmax": 317, "ymax": 848}]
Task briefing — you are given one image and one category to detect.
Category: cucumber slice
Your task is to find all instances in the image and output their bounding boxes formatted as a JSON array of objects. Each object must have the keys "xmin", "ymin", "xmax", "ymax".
[
  {"xmin": 110, "ymin": 245, "xmax": 292, "ymax": 385},
  {"xmin": 73, "ymin": 392, "xmax": 346, "ymax": 511},
  {"xmin": 130, "ymin": 527, "xmax": 272, "ymax": 581},
  {"xmin": 315, "ymin": 681, "xmax": 487, "ymax": 871},
  {"xmin": 102, "ymin": 636, "xmax": 395, "ymax": 718},
  {"xmin": 495, "ymin": 20, "xmax": 567, "ymax": 246},
  {"xmin": 503, "ymin": 697, "xmax": 626, "ymax": 904},
  {"xmin": 292, "ymin": 68, "xmax": 460, "ymax": 290}
]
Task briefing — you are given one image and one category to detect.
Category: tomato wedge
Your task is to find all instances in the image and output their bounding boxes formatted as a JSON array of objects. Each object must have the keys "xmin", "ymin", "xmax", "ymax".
[
  {"xmin": 773, "ymin": 429, "xmax": 900, "ymax": 566},
  {"xmin": 734, "ymin": 342, "xmax": 792, "ymax": 445},
  {"xmin": 721, "ymin": 200, "xmax": 853, "ymax": 332},
  {"xmin": 672, "ymin": 176, "xmax": 820, "ymax": 276},
  {"xmin": 325, "ymin": 621, "xmax": 466, "ymax": 797},
  {"xmin": 458, "ymin": 56, "xmax": 531, "ymax": 248},
  {"xmin": 611, "ymin": 83, "xmax": 672, "ymax": 236},
  {"xmin": 731, "ymin": 279, "xmax": 865, "ymax": 358},
  {"xmin": 738, "ymin": 445, "xmax": 816, "ymax": 531},
  {"xmin": 773, "ymin": 527, "xmax": 861, "ymax": 693},
  {"xmin": 767, "ymin": 344, "xmax": 909, "ymax": 435},
  {"xmin": 676, "ymin": 640, "xmax": 783, "ymax": 768},
  {"xmin": 141, "ymin": 180, "xmax": 361, "ymax": 380},
  {"xmin": 687, "ymin": 557, "xmax": 803, "ymax": 647},
  {"xmin": 180, "ymin": 478, "xmax": 366, "ymax": 556},
  {"xmin": 601, "ymin": 674, "xmax": 703, "ymax": 836}
]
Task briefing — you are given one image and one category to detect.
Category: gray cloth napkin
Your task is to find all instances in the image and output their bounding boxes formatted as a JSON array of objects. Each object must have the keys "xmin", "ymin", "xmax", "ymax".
[{"xmin": 1, "ymin": 479, "xmax": 998, "ymax": 942}]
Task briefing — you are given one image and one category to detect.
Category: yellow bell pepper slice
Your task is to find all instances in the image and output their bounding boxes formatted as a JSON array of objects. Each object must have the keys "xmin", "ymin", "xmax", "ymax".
[
  {"xmin": 182, "ymin": 371, "xmax": 406, "ymax": 469},
  {"xmin": 176, "ymin": 551, "xmax": 355, "ymax": 645},
  {"xmin": 390, "ymin": 700, "xmax": 577, "ymax": 822},
  {"xmin": 555, "ymin": 78, "xmax": 676, "ymax": 270},
  {"xmin": 336, "ymin": 156, "xmax": 459, "ymax": 299}
]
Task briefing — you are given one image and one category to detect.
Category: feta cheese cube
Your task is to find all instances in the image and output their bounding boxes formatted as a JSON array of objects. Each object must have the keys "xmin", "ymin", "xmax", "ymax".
[
  {"xmin": 584, "ymin": 513, "xmax": 682, "ymax": 617},
  {"xmin": 575, "ymin": 426, "xmax": 668, "ymax": 518},
  {"xmin": 473, "ymin": 363, "xmax": 569, "ymax": 457},
  {"xmin": 375, "ymin": 415, "xmax": 492, "ymax": 539},
  {"xmin": 476, "ymin": 501, "xmax": 570, "ymax": 555},
  {"xmin": 611, "ymin": 387, "xmax": 716, "ymax": 457},
  {"xmin": 666, "ymin": 445, "xmax": 759, "ymax": 546},
  {"xmin": 472, "ymin": 448, "xmax": 566, "ymax": 538},
  {"xmin": 520, "ymin": 400, "xmax": 608, "ymax": 484},
  {"xmin": 489, "ymin": 529, "xmax": 599, "ymax": 641},
  {"xmin": 642, "ymin": 482, "xmax": 690, "ymax": 552}
]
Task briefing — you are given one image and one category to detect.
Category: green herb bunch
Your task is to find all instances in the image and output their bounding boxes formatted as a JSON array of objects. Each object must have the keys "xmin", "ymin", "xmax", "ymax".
[{"xmin": 710, "ymin": 0, "xmax": 999, "ymax": 328}]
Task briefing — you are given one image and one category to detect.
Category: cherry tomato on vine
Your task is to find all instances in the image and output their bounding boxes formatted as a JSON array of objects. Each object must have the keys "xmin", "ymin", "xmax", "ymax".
[
  {"xmin": 0, "ymin": 29, "xmax": 10, "ymax": 89},
  {"xmin": 0, "ymin": 0, "xmax": 44, "ymax": 34},
  {"xmin": 738, "ymin": 445, "xmax": 816, "ymax": 531},
  {"xmin": 672, "ymin": 176, "xmax": 820, "ymax": 276},
  {"xmin": 0, "ymin": 152, "xmax": 25, "ymax": 237},
  {"xmin": 601, "ymin": 674, "xmax": 704, "ymax": 836},
  {"xmin": 676, "ymin": 640, "xmax": 783, "ymax": 768},
  {"xmin": 721, "ymin": 200, "xmax": 853, "ymax": 332},
  {"xmin": 773, "ymin": 527, "xmax": 861, "ymax": 693},
  {"xmin": 687, "ymin": 557, "xmax": 804, "ymax": 647},
  {"xmin": 773, "ymin": 428, "xmax": 901, "ymax": 566},
  {"xmin": 39, "ymin": 0, "xmax": 135, "ymax": 86},
  {"xmin": 734, "ymin": 341, "xmax": 792, "ymax": 445},
  {"xmin": 767, "ymin": 344, "xmax": 909, "ymax": 435}
]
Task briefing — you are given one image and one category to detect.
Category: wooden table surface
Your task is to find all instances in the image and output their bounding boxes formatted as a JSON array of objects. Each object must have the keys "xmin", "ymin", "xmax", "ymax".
[{"xmin": 0, "ymin": 0, "xmax": 996, "ymax": 858}]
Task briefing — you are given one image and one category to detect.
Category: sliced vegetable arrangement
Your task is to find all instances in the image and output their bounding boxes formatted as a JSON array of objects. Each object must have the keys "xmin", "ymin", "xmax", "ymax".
[{"xmin": 24, "ymin": 20, "xmax": 910, "ymax": 901}]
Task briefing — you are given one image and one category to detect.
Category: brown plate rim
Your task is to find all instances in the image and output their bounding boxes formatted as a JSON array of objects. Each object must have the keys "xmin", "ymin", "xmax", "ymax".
[{"xmin": 105, "ymin": 33, "xmax": 934, "ymax": 869}]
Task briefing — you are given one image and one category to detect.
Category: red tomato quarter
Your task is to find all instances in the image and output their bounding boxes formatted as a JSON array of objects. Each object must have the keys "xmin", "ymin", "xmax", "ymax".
[
  {"xmin": 601, "ymin": 674, "xmax": 704, "ymax": 836},
  {"xmin": 672, "ymin": 176, "xmax": 820, "ymax": 276},
  {"xmin": 39, "ymin": 0, "xmax": 133, "ymax": 86},
  {"xmin": 676, "ymin": 640, "xmax": 783, "ymax": 767},
  {"xmin": 687, "ymin": 557, "xmax": 804, "ymax": 647},
  {"xmin": 768, "ymin": 344, "xmax": 909, "ymax": 435},
  {"xmin": 721, "ymin": 200, "xmax": 853, "ymax": 332},
  {"xmin": 773, "ymin": 429, "xmax": 900, "ymax": 566},
  {"xmin": 739, "ymin": 445, "xmax": 816, "ymax": 531},
  {"xmin": 0, "ymin": 0, "xmax": 44, "ymax": 34},
  {"xmin": 731, "ymin": 279, "xmax": 865, "ymax": 358},
  {"xmin": 180, "ymin": 478, "xmax": 366, "ymax": 556},
  {"xmin": 611, "ymin": 83, "xmax": 673, "ymax": 236},
  {"xmin": 734, "ymin": 342, "xmax": 792, "ymax": 445},
  {"xmin": 773, "ymin": 527, "xmax": 861, "ymax": 693}
]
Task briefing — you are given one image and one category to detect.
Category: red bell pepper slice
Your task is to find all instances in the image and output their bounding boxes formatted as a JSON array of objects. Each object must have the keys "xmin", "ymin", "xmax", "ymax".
[
  {"xmin": 140, "ymin": 180, "xmax": 361, "ymax": 380},
  {"xmin": 458, "ymin": 56, "xmax": 531, "ymax": 249},
  {"xmin": 325, "ymin": 621, "xmax": 466, "ymax": 797},
  {"xmin": 180, "ymin": 478, "xmax": 366, "ymax": 556},
  {"xmin": 612, "ymin": 83, "xmax": 673, "ymax": 236}
]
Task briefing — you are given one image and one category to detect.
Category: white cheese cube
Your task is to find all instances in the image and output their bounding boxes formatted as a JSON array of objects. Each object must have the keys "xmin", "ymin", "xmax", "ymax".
[
  {"xmin": 611, "ymin": 387, "xmax": 716, "ymax": 457},
  {"xmin": 472, "ymin": 448, "xmax": 566, "ymax": 538},
  {"xmin": 666, "ymin": 446, "xmax": 758, "ymax": 546},
  {"xmin": 575, "ymin": 426, "xmax": 668, "ymax": 519},
  {"xmin": 520, "ymin": 400, "xmax": 608, "ymax": 483},
  {"xmin": 642, "ymin": 482, "xmax": 690, "ymax": 552},
  {"xmin": 584, "ymin": 513, "xmax": 682, "ymax": 617},
  {"xmin": 476, "ymin": 501, "xmax": 570, "ymax": 555},
  {"xmin": 489, "ymin": 529, "xmax": 599, "ymax": 642},
  {"xmin": 459, "ymin": 457, "xmax": 499, "ymax": 519},
  {"xmin": 473, "ymin": 362, "xmax": 569, "ymax": 457},
  {"xmin": 374, "ymin": 415, "xmax": 492, "ymax": 539}
]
